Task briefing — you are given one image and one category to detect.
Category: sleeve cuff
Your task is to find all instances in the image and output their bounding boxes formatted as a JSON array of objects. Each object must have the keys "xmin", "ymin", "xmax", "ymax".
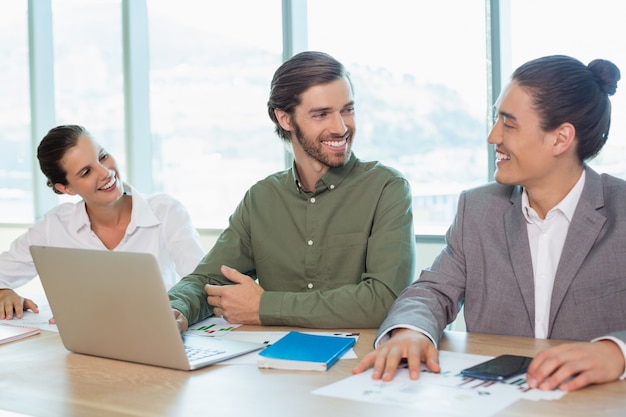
[
  {"xmin": 258, "ymin": 291, "xmax": 285, "ymax": 326},
  {"xmin": 591, "ymin": 336, "xmax": 626, "ymax": 380},
  {"xmin": 374, "ymin": 324, "xmax": 438, "ymax": 349}
]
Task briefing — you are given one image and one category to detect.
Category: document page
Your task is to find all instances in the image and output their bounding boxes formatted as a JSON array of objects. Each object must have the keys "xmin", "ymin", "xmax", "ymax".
[
  {"xmin": 0, "ymin": 304, "xmax": 57, "ymax": 332},
  {"xmin": 313, "ymin": 350, "xmax": 565, "ymax": 417}
]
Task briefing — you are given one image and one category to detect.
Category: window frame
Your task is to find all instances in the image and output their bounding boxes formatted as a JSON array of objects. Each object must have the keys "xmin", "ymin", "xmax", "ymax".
[{"xmin": 21, "ymin": 0, "xmax": 508, "ymax": 245}]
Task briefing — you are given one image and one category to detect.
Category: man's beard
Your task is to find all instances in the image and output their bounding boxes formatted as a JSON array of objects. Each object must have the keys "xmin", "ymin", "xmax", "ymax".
[{"xmin": 292, "ymin": 119, "xmax": 353, "ymax": 168}]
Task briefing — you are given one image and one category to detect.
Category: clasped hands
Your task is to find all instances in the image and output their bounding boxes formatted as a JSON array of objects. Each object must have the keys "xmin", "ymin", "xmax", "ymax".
[
  {"xmin": 205, "ymin": 265, "xmax": 264, "ymax": 325},
  {"xmin": 352, "ymin": 328, "xmax": 625, "ymax": 392},
  {"xmin": 173, "ymin": 265, "xmax": 263, "ymax": 333}
]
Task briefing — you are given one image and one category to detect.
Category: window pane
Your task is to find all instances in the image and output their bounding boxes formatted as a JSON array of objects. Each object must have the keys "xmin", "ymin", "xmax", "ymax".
[
  {"xmin": 308, "ymin": 0, "xmax": 488, "ymax": 234},
  {"xmin": 147, "ymin": 0, "xmax": 284, "ymax": 229},
  {"xmin": 52, "ymin": 0, "xmax": 126, "ymax": 174},
  {"xmin": 0, "ymin": 1, "xmax": 32, "ymax": 222},
  {"xmin": 508, "ymin": 0, "xmax": 626, "ymax": 179}
]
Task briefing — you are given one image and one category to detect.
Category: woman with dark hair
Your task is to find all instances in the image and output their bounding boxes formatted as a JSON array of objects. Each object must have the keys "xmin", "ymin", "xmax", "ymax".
[
  {"xmin": 0, "ymin": 125, "xmax": 204, "ymax": 319},
  {"xmin": 355, "ymin": 55, "xmax": 626, "ymax": 392}
]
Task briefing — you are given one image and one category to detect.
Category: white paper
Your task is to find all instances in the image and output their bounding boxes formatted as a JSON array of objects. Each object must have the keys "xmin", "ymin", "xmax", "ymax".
[
  {"xmin": 313, "ymin": 350, "xmax": 565, "ymax": 416},
  {"xmin": 0, "ymin": 408, "xmax": 37, "ymax": 417},
  {"xmin": 184, "ymin": 316, "xmax": 242, "ymax": 337},
  {"xmin": 0, "ymin": 304, "xmax": 57, "ymax": 332}
]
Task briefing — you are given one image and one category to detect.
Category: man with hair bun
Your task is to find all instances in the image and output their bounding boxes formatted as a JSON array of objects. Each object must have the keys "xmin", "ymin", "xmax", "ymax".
[{"xmin": 354, "ymin": 55, "xmax": 626, "ymax": 392}]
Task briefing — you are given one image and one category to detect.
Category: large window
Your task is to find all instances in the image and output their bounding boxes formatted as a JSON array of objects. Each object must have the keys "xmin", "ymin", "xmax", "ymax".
[
  {"xmin": 3, "ymin": 1, "xmax": 626, "ymax": 236},
  {"xmin": 147, "ymin": 0, "xmax": 284, "ymax": 229},
  {"xmin": 507, "ymin": 0, "xmax": 626, "ymax": 179},
  {"xmin": 52, "ymin": 0, "xmax": 126, "ymax": 177},
  {"xmin": 0, "ymin": 1, "xmax": 31, "ymax": 222},
  {"xmin": 308, "ymin": 0, "xmax": 488, "ymax": 235}
]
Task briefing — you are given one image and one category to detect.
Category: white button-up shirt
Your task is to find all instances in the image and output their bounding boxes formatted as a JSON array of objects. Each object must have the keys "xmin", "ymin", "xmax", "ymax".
[
  {"xmin": 0, "ymin": 184, "xmax": 204, "ymax": 289},
  {"xmin": 523, "ymin": 171, "xmax": 626, "ymax": 378},
  {"xmin": 522, "ymin": 171, "xmax": 585, "ymax": 339}
]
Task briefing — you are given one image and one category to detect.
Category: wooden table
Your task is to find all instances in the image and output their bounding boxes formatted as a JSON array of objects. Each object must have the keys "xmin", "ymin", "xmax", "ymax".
[{"xmin": 1, "ymin": 328, "xmax": 625, "ymax": 417}]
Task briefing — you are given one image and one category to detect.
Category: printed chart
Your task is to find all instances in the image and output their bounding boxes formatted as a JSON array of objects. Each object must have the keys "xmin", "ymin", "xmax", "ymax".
[
  {"xmin": 313, "ymin": 350, "xmax": 565, "ymax": 417},
  {"xmin": 184, "ymin": 316, "xmax": 241, "ymax": 337}
]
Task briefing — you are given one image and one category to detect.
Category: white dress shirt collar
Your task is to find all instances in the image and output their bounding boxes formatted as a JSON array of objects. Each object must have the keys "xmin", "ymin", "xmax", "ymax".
[{"xmin": 521, "ymin": 170, "xmax": 586, "ymax": 223}]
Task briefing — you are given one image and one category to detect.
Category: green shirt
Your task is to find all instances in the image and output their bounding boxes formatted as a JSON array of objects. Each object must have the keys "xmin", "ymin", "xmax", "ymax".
[{"xmin": 168, "ymin": 153, "xmax": 416, "ymax": 328}]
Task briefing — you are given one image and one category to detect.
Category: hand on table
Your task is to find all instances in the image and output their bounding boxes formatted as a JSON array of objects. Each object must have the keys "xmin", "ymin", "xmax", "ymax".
[
  {"xmin": 172, "ymin": 309, "xmax": 189, "ymax": 333},
  {"xmin": 0, "ymin": 288, "xmax": 39, "ymax": 319},
  {"xmin": 352, "ymin": 328, "xmax": 441, "ymax": 381},
  {"xmin": 527, "ymin": 340, "xmax": 625, "ymax": 391}
]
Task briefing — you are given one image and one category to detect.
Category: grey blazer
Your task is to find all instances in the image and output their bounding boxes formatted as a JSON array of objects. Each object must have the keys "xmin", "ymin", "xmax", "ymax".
[{"xmin": 379, "ymin": 166, "xmax": 626, "ymax": 345}]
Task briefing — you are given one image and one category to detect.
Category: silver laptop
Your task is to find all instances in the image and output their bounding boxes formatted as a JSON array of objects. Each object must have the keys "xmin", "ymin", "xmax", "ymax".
[{"xmin": 29, "ymin": 245, "xmax": 265, "ymax": 371}]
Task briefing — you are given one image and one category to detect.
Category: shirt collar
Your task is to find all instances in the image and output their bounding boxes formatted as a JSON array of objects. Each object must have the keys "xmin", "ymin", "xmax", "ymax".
[
  {"xmin": 521, "ymin": 170, "xmax": 586, "ymax": 223},
  {"xmin": 125, "ymin": 183, "xmax": 161, "ymax": 231},
  {"xmin": 70, "ymin": 183, "xmax": 160, "ymax": 233},
  {"xmin": 291, "ymin": 153, "xmax": 358, "ymax": 195},
  {"xmin": 71, "ymin": 200, "xmax": 91, "ymax": 233}
]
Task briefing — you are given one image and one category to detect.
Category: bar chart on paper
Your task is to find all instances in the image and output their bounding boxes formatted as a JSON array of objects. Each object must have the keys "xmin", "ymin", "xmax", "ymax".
[
  {"xmin": 184, "ymin": 317, "xmax": 241, "ymax": 337},
  {"xmin": 457, "ymin": 373, "xmax": 532, "ymax": 393},
  {"xmin": 313, "ymin": 351, "xmax": 566, "ymax": 417}
]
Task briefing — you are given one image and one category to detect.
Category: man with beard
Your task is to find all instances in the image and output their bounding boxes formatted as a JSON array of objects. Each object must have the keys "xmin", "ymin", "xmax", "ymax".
[{"xmin": 168, "ymin": 51, "xmax": 415, "ymax": 330}]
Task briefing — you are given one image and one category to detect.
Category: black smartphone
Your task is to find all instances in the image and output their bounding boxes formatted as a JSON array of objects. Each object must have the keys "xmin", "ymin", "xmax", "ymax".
[{"xmin": 460, "ymin": 354, "xmax": 533, "ymax": 381}]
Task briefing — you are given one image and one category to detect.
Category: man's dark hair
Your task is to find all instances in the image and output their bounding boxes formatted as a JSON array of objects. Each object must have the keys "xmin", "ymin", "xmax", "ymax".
[
  {"xmin": 513, "ymin": 55, "xmax": 620, "ymax": 161},
  {"xmin": 267, "ymin": 51, "xmax": 351, "ymax": 142}
]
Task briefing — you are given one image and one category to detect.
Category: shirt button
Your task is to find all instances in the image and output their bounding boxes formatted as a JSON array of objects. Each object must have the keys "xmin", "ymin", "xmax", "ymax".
[
  {"xmin": 307, "ymin": 240, "xmax": 313, "ymax": 246},
  {"xmin": 329, "ymin": 184, "xmax": 335, "ymax": 190},
  {"xmin": 307, "ymin": 283, "xmax": 313, "ymax": 289},
  {"xmin": 310, "ymin": 197, "xmax": 316, "ymax": 203},
  {"xmin": 542, "ymin": 233, "xmax": 549, "ymax": 240}
]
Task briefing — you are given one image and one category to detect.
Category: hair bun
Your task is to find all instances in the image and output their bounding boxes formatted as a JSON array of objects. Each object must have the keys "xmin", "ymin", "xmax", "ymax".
[{"xmin": 588, "ymin": 59, "xmax": 621, "ymax": 96}]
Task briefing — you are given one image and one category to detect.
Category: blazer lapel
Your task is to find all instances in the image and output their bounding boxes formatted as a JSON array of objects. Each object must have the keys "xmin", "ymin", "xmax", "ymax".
[
  {"xmin": 548, "ymin": 167, "xmax": 606, "ymax": 336},
  {"xmin": 504, "ymin": 186, "xmax": 536, "ymax": 332}
]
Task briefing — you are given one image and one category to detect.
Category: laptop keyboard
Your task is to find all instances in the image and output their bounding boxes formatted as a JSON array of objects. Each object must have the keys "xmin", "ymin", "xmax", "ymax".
[{"xmin": 185, "ymin": 346, "xmax": 226, "ymax": 361}]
